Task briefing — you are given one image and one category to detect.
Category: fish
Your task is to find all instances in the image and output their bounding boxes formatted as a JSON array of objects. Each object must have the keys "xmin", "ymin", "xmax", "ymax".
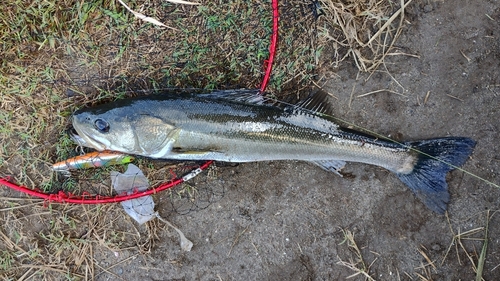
[
  {"xmin": 52, "ymin": 151, "xmax": 134, "ymax": 172},
  {"xmin": 70, "ymin": 89, "xmax": 476, "ymax": 214}
]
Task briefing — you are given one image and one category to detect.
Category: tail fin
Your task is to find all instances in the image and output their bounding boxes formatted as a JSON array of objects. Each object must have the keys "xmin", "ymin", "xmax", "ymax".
[{"xmin": 396, "ymin": 137, "xmax": 476, "ymax": 214}]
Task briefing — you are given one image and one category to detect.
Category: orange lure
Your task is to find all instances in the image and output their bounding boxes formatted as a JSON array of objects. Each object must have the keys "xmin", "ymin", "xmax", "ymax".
[{"xmin": 52, "ymin": 151, "xmax": 134, "ymax": 171}]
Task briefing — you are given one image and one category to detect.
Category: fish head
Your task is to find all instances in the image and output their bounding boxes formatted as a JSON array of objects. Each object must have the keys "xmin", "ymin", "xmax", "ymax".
[{"xmin": 72, "ymin": 106, "xmax": 177, "ymax": 156}]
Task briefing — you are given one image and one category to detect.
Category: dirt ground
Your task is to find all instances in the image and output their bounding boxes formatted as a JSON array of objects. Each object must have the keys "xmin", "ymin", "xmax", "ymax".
[
  {"xmin": 2, "ymin": 0, "xmax": 500, "ymax": 280},
  {"xmin": 93, "ymin": 1, "xmax": 500, "ymax": 280}
]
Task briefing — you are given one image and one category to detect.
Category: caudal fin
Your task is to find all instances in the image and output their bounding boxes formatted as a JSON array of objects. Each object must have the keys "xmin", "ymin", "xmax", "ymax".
[{"xmin": 396, "ymin": 137, "xmax": 476, "ymax": 214}]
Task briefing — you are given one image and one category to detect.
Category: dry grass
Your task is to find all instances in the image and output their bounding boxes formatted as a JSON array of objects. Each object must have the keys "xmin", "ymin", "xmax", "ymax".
[
  {"xmin": 414, "ymin": 245, "xmax": 437, "ymax": 281},
  {"xmin": 441, "ymin": 211, "xmax": 495, "ymax": 281},
  {"xmin": 317, "ymin": 0, "xmax": 410, "ymax": 72},
  {"xmin": 337, "ymin": 229, "xmax": 377, "ymax": 281},
  {"xmin": 0, "ymin": 201, "xmax": 150, "ymax": 280}
]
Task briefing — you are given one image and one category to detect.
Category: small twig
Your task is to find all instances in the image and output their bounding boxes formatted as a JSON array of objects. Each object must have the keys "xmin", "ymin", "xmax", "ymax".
[
  {"xmin": 348, "ymin": 85, "xmax": 356, "ymax": 109},
  {"xmin": 0, "ymin": 201, "xmax": 45, "ymax": 211},
  {"xmin": 17, "ymin": 267, "xmax": 35, "ymax": 281},
  {"xmin": 94, "ymin": 255, "xmax": 137, "ymax": 279},
  {"xmin": 116, "ymin": 0, "xmax": 181, "ymax": 29},
  {"xmin": 446, "ymin": 94, "xmax": 464, "ymax": 102},
  {"xmin": 92, "ymin": 261, "xmax": 126, "ymax": 280},
  {"xmin": 403, "ymin": 271, "xmax": 413, "ymax": 280},
  {"xmin": 417, "ymin": 246, "xmax": 436, "ymax": 271},
  {"xmin": 227, "ymin": 226, "xmax": 250, "ymax": 257},
  {"xmin": 337, "ymin": 258, "xmax": 376, "ymax": 280},
  {"xmin": 476, "ymin": 210, "xmax": 490, "ymax": 281},
  {"xmin": 386, "ymin": 52, "xmax": 420, "ymax": 58},
  {"xmin": 357, "ymin": 89, "xmax": 406, "ymax": 98},
  {"xmin": 424, "ymin": 91, "xmax": 430, "ymax": 104},
  {"xmin": 460, "ymin": 50, "xmax": 471, "ymax": 63},
  {"xmin": 442, "ymin": 212, "xmax": 458, "ymax": 265},
  {"xmin": 485, "ymin": 14, "xmax": 496, "ymax": 22},
  {"xmin": 13, "ymin": 265, "xmax": 85, "ymax": 277}
]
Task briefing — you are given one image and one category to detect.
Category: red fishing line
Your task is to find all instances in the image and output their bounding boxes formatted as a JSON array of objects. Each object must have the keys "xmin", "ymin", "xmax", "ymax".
[
  {"xmin": 0, "ymin": 161, "xmax": 213, "ymax": 204},
  {"xmin": 260, "ymin": 0, "xmax": 279, "ymax": 93}
]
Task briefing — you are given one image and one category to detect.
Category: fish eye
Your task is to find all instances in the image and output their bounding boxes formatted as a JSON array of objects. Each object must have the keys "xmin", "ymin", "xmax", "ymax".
[{"xmin": 94, "ymin": 119, "xmax": 110, "ymax": 133}]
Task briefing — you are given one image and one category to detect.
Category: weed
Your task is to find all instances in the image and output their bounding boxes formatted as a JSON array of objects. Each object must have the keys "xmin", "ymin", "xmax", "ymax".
[
  {"xmin": 0, "ymin": 250, "xmax": 14, "ymax": 270},
  {"xmin": 337, "ymin": 228, "xmax": 377, "ymax": 280}
]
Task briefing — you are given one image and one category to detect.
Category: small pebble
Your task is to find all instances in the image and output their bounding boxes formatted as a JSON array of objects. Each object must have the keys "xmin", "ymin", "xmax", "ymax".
[
  {"xmin": 66, "ymin": 89, "xmax": 77, "ymax": 97},
  {"xmin": 423, "ymin": 5, "xmax": 433, "ymax": 13}
]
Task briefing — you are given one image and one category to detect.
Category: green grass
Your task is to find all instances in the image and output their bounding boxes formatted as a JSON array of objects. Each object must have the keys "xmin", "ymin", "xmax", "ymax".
[{"xmin": 0, "ymin": 250, "xmax": 14, "ymax": 271}]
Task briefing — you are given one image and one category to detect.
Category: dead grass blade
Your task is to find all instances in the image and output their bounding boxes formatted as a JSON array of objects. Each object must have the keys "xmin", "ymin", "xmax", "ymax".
[
  {"xmin": 442, "ymin": 211, "xmax": 494, "ymax": 281},
  {"xmin": 356, "ymin": 89, "xmax": 406, "ymax": 98},
  {"xmin": 337, "ymin": 229, "xmax": 376, "ymax": 281},
  {"xmin": 116, "ymin": 0, "xmax": 178, "ymax": 29},
  {"xmin": 476, "ymin": 210, "xmax": 493, "ymax": 281},
  {"xmin": 227, "ymin": 225, "xmax": 250, "ymax": 257},
  {"xmin": 13, "ymin": 264, "xmax": 86, "ymax": 278},
  {"xmin": 417, "ymin": 246, "xmax": 436, "ymax": 271},
  {"xmin": 414, "ymin": 245, "xmax": 436, "ymax": 280}
]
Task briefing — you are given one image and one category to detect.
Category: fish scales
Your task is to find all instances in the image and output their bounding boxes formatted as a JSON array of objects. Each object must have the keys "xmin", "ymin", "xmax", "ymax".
[{"xmin": 74, "ymin": 94, "xmax": 410, "ymax": 168}]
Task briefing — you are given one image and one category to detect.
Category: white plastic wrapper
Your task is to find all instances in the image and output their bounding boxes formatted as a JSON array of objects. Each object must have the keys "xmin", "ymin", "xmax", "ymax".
[
  {"xmin": 111, "ymin": 164, "xmax": 193, "ymax": 251},
  {"xmin": 111, "ymin": 164, "xmax": 154, "ymax": 224}
]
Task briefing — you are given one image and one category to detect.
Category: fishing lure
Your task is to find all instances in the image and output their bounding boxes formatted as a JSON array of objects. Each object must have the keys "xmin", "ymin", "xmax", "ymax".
[{"xmin": 52, "ymin": 151, "xmax": 134, "ymax": 172}]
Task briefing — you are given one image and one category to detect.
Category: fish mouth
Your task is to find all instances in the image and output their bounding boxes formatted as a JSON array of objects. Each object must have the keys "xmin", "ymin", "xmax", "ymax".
[
  {"xmin": 67, "ymin": 126, "xmax": 88, "ymax": 146},
  {"xmin": 68, "ymin": 127, "xmax": 83, "ymax": 144},
  {"xmin": 68, "ymin": 125, "xmax": 106, "ymax": 151}
]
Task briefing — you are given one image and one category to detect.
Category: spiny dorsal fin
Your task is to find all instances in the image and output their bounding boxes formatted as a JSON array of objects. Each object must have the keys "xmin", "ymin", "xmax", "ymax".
[
  {"xmin": 295, "ymin": 88, "xmax": 335, "ymax": 116},
  {"xmin": 199, "ymin": 88, "xmax": 336, "ymax": 116}
]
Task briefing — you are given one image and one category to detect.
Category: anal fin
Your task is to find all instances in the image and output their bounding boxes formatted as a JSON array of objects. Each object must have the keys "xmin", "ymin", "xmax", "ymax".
[{"xmin": 310, "ymin": 160, "xmax": 346, "ymax": 177}]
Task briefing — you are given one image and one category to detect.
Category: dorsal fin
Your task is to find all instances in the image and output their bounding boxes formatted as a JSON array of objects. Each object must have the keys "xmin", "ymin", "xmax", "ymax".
[
  {"xmin": 199, "ymin": 89, "xmax": 265, "ymax": 104},
  {"xmin": 295, "ymin": 88, "xmax": 335, "ymax": 116},
  {"xmin": 198, "ymin": 88, "xmax": 336, "ymax": 116}
]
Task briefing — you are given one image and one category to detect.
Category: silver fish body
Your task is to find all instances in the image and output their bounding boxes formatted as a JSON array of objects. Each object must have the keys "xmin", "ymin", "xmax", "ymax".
[{"xmin": 71, "ymin": 90, "xmax": 475, "ymax": 213}]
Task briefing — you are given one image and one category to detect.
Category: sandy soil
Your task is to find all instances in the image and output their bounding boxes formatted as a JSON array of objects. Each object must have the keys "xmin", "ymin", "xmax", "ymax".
[{"xmin": 91, "ymin": 1, "xmax": 500, "ymax": 280}]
